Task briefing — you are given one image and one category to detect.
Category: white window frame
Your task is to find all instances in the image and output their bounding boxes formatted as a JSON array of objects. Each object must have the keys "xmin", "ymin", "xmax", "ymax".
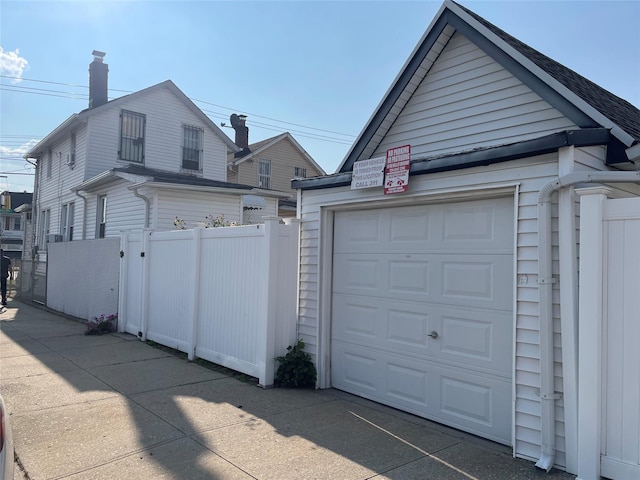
[
  {"xmin": 181, "ymin": 124, "xmax": 203, "ymax": 171},
  {"xmin": 97, "ymin": 195, "xmax": 107, "ymax": 238},
  {"xmin": 258, "ymin": 159, "xmax": 271, "ymax": 189},
  {"xmin": 294, "ymin": 166, "xmax": 307, "ymax": 178},
  {"xmin": 119, "ymin": 110, "xmax": 145, "ymax": 163},
  {"xmin": 39, "ymin": 209, "xmax": 50, "ymax": 249},
  {"xmin": 61, "ymin": 202, "xmax": 75, "ymax": 241}
]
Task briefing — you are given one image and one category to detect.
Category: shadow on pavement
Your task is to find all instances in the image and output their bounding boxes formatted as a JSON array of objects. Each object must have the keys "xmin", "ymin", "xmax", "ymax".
[{"xmin": 0, "ymin": 298, "xmax": 576, "ymax": 479}]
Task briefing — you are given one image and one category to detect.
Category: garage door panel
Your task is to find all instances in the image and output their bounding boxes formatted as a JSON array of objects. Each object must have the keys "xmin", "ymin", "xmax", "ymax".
[
  {"xmin": 334, "ymin": 198, "xmax": 513, "ymax": 254},
  {"xmin": 331, "ymin": 342, "xmax": 511, "ymax": 443},
  {"xmin": 334, "ymin": 253, "xmax": 512, "ymax": 310},
  {"xmin": 331, "ymin": 196, "xmax": 514, "ymax": 445},
  {"xmin": 333, "ymin": 293, "xmax": 510, "ymax": 374},
  {"xmin": 437, "ymin": 370, "xmax": 512, "ymax": 442},
  {"xmin": 332, "ymin": 294, "xmax": 431, "ymax": 354}
]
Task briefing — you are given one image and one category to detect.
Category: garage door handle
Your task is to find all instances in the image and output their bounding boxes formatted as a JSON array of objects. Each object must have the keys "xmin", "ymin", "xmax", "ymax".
[{"xmin": 427, "ymin": 331, "xmax": 439, "ymax": 339}]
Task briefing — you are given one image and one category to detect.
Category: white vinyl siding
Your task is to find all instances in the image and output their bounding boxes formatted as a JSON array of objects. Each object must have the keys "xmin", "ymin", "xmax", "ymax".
[
  {"xmin": 297, "ymin": 152, "xmax": 582, "ymax": 466},
  {"xmin": 154, "ymin": 190, "xmax": 244, "ymax": 230},
  {"xmin": 85, "ymin": 86, "xmax": 228, "ymax": 182},
  {"xmin": 373, "ymin": 32, "xmax": 577, "ymax": 159}
]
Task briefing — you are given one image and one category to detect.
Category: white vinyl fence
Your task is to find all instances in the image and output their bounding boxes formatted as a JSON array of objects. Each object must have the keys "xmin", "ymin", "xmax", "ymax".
[
  {"xmin": 47, "ymin": 238, "xmax": 121, "ymax": 320},
  {"xmin": 578, "ymin": 188, "xmax": 640, "ymax": 480},
  {"xmin": 119, "ymin": 217, "xmax": 300, "ymax": 386}
]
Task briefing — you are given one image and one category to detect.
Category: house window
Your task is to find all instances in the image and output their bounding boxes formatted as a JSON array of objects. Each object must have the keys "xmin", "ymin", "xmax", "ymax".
[
  {"xmin": 14, "ymin": 217, "xmax": 21, "ymax": 231},
  {"xmin": 39, "ymin": 209, "xmax": 50, "ymax": 248},
  {"xmin": 61, "ymin": 202, "xmax": 75, "ymax": 241},
  {"xmin": 294, "ymin": 167, "xmax": 307, "ymax": 178},
  {"xmin": 119, "ymin": 110, "xmax": 145, "ymax": 163},
  {"xmin": 97, "ymin": 195, "xmax": 107, "ymax": 238},
  {"xmin": 258, "ymin": 159, "xmax": 271, "ymax": 189},
  {"xmin": 182, "ymin": 125, "xmax": 203, "ymax": 171}
]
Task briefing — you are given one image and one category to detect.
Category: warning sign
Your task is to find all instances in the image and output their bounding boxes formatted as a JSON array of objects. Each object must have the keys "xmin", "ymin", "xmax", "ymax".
[
  {"xmin": 384, "ymin": 145, "xmax": 411, "ymax": 195},
  {"xmin": 351, "ymin": 156, "xmax": 386, "ymax": 190}
]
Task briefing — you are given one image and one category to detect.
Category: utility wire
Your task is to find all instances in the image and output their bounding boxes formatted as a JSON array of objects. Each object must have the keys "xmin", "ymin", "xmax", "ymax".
[{"xmin": 1, "ymin": 74, "xmax": 358, "ymax": 141}]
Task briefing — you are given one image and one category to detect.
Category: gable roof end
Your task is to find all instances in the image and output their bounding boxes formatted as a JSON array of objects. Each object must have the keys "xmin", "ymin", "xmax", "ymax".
[
  {"xmin": 24, "ymin": 80, "xmax": 240, "ymax": 159},
  {"xmin": 337, "ymin": 0, "xmax": 640, "ymax": 173}
]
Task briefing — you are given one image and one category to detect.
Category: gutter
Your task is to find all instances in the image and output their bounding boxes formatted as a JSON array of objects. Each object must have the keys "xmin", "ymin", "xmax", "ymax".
[
  {"xmin": 73, "ymin": 190, "xmax": 89, "ymax": 240},
  {"xmin": 536, "ymin": 169, "xmax": 640, "ymax": 472},
  {"xmin": 130, "ymin": 184, "xmax": 151, "ymax": 228}
]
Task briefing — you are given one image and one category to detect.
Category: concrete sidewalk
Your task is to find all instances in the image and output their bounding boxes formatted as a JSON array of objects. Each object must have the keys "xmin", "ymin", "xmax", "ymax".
[{"xmin": 0, "ymin": 299, "xmax": 575, "ymax": 480}]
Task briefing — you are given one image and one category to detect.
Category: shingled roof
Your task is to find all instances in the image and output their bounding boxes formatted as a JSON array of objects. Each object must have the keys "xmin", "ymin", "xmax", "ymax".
[
  {"xmin": 455, "ymin": 1, "xmax": 640, "ymax": 141},
  {"xmin": 337, "ymin": 0, "xmax": 640, "ymax": 173}
]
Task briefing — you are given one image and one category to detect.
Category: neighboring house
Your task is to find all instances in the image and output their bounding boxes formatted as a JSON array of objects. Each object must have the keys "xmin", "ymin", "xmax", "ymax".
[
  {"xmin": 226, "ymin": 114, "xmax": 326, "ymax": 217},
  {"xmin": 293, "ymin": 1, "xmax": 640, "ymax": 477},
  {"xmin": 24, "ymin": 52, "xmax": 287, "ymax": 251},
  {"xmin": 0, "ymin": 191, "xmax": 33, "ymax": 260}
]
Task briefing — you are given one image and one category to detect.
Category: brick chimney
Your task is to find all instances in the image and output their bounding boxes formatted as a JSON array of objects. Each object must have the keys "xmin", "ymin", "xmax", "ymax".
[
  {"xmin": 230, "ymin": 114, "xmax": 249, "ymax": 152},
  {"xmin": 89, "ymin": 50, "xmax": 108, "ymax": 109}
]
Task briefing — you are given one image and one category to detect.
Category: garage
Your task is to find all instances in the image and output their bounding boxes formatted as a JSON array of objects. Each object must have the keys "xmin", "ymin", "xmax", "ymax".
[{"xmin": 330, "ymin": 196, "xmax": 514, "ymax": 444}]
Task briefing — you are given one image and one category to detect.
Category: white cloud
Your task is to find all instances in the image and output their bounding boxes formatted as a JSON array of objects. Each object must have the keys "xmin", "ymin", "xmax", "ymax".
[
  {"xmin": 0, "ymin": 47, "xmax": 29, "ymax": 83},
  {"xmin": 0, "ymin": 139, "xmax": 38, "ymax": 158}
]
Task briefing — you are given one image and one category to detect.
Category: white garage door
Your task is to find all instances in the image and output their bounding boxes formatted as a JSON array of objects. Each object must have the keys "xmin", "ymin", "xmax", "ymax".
[{"xmin": 331, "ymin": 197, "xmax": 514, "ymax": 444}]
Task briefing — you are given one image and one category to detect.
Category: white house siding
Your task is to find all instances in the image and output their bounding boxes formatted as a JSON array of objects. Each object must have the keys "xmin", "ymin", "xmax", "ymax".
[
  {"xmin": 36, "ymin": 130, "xmax": 88, "ymax": 243},
  {"xmin": 85, "ymin": 86, "xmax": 229, "ymax": 181},
  {"xmin": 82, "ymin": 181, "xmax": 146, "ymax": 239},
  {"xmin": 296, "ymin": 152, "xmax": 616, "ymax": 466},
  {"xmin": 154, "ymin": 190, "xmax": 244, "ymax": 231},
  {"xmin": 373, "ymin": 32, "xmax": 577, "ymax": 159}
]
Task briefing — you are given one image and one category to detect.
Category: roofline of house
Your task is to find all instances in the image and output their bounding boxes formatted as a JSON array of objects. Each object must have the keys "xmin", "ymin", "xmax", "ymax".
[
  {"xmin": 229, "ymin": 132, "xmax": 327, "ymax": 175},
  {"xmin": 24, "ymin": 114, "xmax": 82, "ymax": 159},
  {"xmin": 24, "ymin": 80, "xmax": 241, "ymax": 159},
  {"xmin": 336, "ymin": 0, "xmax": 637, "ymax": 173},
  {"xmin": 294, "ymin": 128, "xmax": 614, "ymax": 190},
  {"xmin": 139, "ymin": 181, "xmax": 291, "ymax": 198}
]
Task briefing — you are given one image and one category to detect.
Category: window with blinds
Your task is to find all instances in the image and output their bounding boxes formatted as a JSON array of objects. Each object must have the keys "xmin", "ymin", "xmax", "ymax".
[
  {"xmin": 258, "ymin": 159, "xmax": 271, "ymax": 189},
  {"xmin": 119, "ymin": 110, "xmax": 145, "ymax": 163},
  {"xmin": 182, "ymin": 125, "xmax": 203, "ymax": 171}
]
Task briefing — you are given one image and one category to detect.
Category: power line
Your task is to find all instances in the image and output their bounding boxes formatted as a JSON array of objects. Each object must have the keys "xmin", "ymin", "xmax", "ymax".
[{"xmin": 1, "ymin": 74, "xmax": 358, "ymax": 142}]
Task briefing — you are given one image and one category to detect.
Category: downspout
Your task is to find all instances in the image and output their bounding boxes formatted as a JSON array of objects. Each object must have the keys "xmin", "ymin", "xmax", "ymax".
[
  {"xmin": 73, "ymin": 190, "xmax": 88, "ymax": 240},
  {"xmin": 536, "ymin": 168, "xmax": 640, "ymax": 472},
  {"xmin": 131, "ymin": 185, "xmax": 151, "ymax": 228}
]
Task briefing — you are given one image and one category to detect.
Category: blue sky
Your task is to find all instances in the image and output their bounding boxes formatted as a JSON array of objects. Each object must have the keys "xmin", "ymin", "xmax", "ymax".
[{"xmin": 1, "ymin": 0, "xmax": 639, "ymax": 193}]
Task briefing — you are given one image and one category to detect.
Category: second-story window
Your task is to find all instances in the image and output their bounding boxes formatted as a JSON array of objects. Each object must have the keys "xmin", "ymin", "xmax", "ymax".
[
  {"xmin": 182, "ymin": 125, "xmax": 203, "ymax": 171},
  {"xmin": 258, "ymin": 159, "xmax": 271, "ymax": 189},
  {"xmin": 119, "ymin": 110, "xmax": 145, "ymax": 163},
  {"xmin": 294, "ymin": 167, "xmax": 307, "ymax": 178}
]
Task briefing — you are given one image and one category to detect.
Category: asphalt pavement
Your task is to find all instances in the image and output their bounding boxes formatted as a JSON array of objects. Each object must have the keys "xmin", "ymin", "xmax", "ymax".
[{"xmin": 0, "ymin": 298, "xmax": 576, "ymax": 480}]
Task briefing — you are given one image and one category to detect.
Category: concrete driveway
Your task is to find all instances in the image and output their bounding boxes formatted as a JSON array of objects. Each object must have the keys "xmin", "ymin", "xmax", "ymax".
[{"xmin": 0, "ymin": 299, "xmax": 576, "ymax": 480}]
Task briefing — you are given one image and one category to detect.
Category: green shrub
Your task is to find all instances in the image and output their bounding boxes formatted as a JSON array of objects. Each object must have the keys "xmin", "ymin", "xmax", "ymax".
[{"xmin": 274, "ymin": 339, "xmax": 317, "ymax": 388}]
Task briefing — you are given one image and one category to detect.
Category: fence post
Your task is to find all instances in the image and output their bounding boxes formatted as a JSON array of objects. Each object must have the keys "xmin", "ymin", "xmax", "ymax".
[
  {"xmin": 139, "ymin": 229, "xmax": 152, "ymax": 341},
  {"xmin": 257, "ymin": 217, "xmax": 280, "ymax": 387},
  {"xmin": 118, "ymin": 232, "xmax": 128, "ymax": 333},
  {"xmin": 576, "ymin": 187, "xmax": 611, "ymax": 480},
  {"xmin": 187, "ymin": 228, "xmax": 202, "ymax": 361}
]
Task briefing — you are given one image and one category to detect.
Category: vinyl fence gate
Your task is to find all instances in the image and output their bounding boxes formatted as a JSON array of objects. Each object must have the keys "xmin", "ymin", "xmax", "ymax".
[{"xmin": 578, "ymin": 188, "xmax": 640, "ymax": 480}]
